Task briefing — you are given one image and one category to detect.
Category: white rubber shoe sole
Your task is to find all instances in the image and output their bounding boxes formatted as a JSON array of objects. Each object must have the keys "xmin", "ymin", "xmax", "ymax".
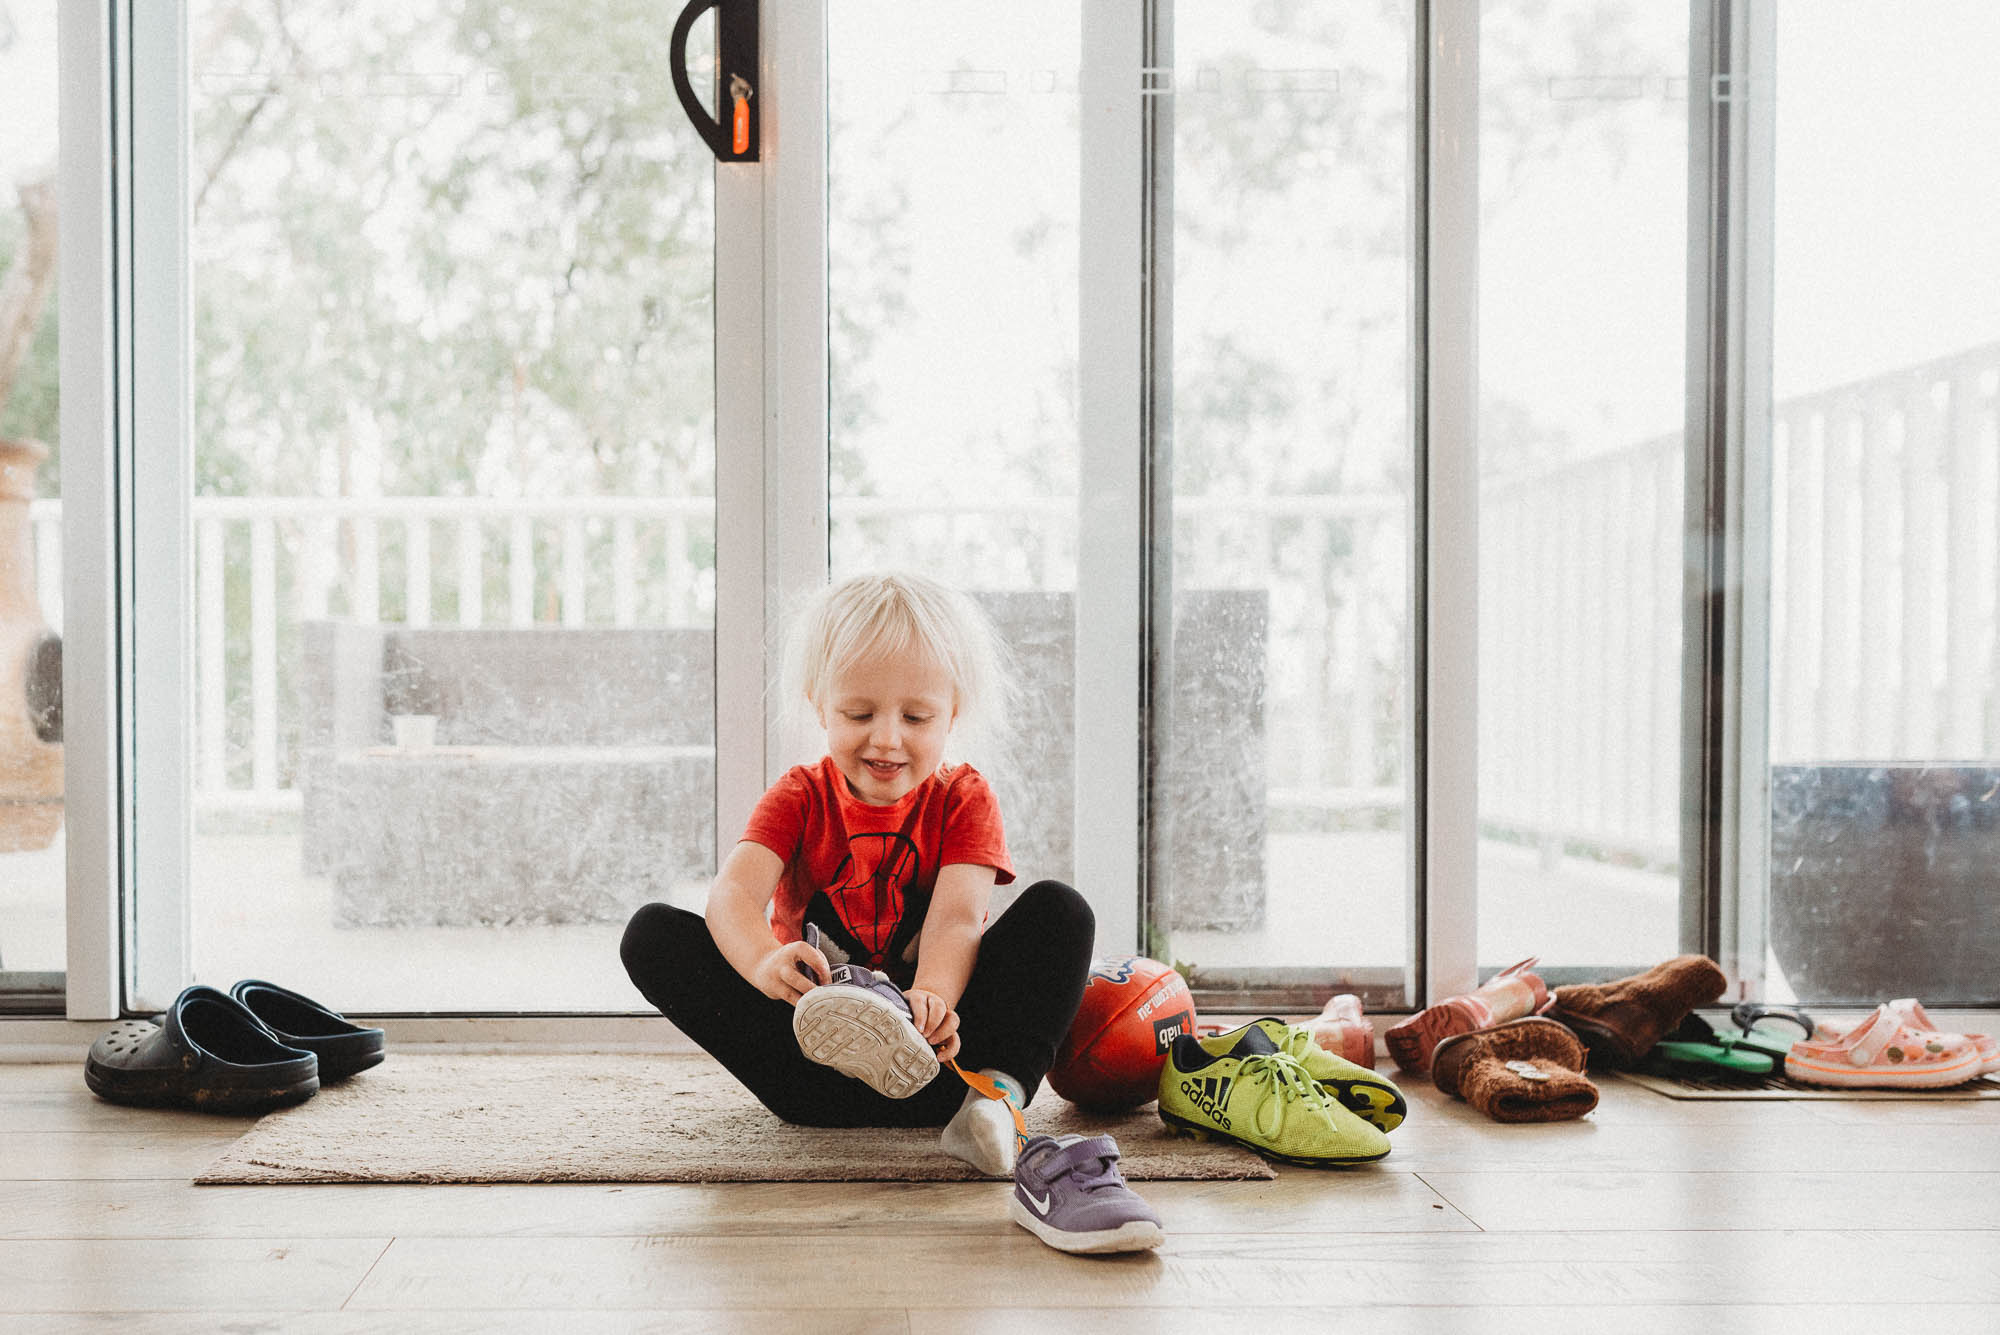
[
  {"xmin": 1784, "ymin": 1049, "xmax": 1987, "ymax": 1088},
  {"xmin": 1008, "ymin": 1196, "xmax": 1165, "ymax": 1254},
  {"xmin": 792, "ymin": 986, "xmax": 939, "ymax": 1100}
]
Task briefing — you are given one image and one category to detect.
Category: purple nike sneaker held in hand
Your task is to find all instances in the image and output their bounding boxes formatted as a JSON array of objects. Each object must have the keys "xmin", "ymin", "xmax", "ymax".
[
  {"xmin": 791, "ymin": 922, "xmax": 940, "ymax": 1099},
  {"xmin": 1010, "ymin": 1133, "xmax": 1165, "ymax": 1254}
]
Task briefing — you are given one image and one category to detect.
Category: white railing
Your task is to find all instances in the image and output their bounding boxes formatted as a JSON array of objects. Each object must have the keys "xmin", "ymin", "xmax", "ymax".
[
  {"xmin": 1768, "ymin": 346, "xmax": 2000, "ymax": 764},
  {"xmin": 1476, "ymin": 341, "xmax": 2000, "ymax": 864},
  {"xmin": 20, "ymin": 342, "xmax": 1999, "ymax": 854},
  {"xmin": 1480, "ymin": 435, "xmax": 1685, "ymax": 863}
]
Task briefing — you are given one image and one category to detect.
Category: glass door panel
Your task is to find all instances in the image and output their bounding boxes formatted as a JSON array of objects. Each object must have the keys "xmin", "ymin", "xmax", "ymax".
[
  {"xmin": 1764, "ymin": 1, "xmax": 2000, "ymax": 1005},
  {"xmin": 0, "ymin": 0, "xmax": 65, "ymax": 998},
  {"xmin": 1155, "ymin": 2, "xmax": 1415, "ymax": 1001},
  {"xmin": 1476, "ymin": 0, "xmax": 1688, "ymax": 974},
  {"xmin": 826, "ymin": 2, "xmax": 1081, "ymax": 902},
  {"xmin": 188, "ymin": 0, "xmax": 716, "ymax": 1010}
]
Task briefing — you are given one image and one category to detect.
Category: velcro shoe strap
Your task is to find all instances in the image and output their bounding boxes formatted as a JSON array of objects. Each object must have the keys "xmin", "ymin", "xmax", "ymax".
[{"xmin": 1046, "ymin": 1135, "xmax": 1121, "ymax": 1179}]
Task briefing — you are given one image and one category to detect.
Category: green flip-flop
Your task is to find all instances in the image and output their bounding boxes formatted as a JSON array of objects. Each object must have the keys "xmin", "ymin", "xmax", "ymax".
[
  {"xmin": 1724, "ymin": 1002, "xmax": 1818, "ymax": 1064},
  {"xmin": 1647, "ymin": 1013, "xmax": 1774, "ymax": 1076}
]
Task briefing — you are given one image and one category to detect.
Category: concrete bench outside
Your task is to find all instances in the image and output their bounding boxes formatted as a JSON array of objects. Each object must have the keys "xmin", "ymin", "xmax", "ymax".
[{"xmin": 298, "ymin": 589, "xmax": 1268, "ymax": 931}]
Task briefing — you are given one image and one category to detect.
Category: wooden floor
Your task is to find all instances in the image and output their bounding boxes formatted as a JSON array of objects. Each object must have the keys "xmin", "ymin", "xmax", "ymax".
[{"xmin": 2, "ymin": 1058, "xmax": 1997, "ymax": 1333}]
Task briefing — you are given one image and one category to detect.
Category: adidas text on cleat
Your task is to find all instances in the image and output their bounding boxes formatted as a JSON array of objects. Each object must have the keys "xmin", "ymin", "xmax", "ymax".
[
  {"xmin": 1203, "ymin": 1018, "xmax": 1407, "ymax": 1133},
  {"xmin": 1157, "ymin": 1026, "xmax": 1390, "ymax": 1167},
  {"xmin": 792, "ymin": 961, "xmax": 940, "ymax": 1100}
]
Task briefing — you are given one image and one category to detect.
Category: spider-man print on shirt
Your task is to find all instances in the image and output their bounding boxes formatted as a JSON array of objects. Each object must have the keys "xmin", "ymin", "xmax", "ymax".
[{"xmin": 802, "ymin": 831, "xmax": 930, "ymax": 973}]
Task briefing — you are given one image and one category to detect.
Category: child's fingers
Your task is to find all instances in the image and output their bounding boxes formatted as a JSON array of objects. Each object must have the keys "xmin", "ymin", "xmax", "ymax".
[
  {"xmin": 934, "ymin": 1031, "xmax": 961, "ymax": 1063},
  {"xmin": 771, "ymin": 968, "xmax": 810, "ymax": 1005},
  {"xmin": 801, "ymin": 946, "xmax": 831, "ymax": 986},
  {"xmin": 926, "ymin": 1006, "xmax": 959, "ymax": 1049}
]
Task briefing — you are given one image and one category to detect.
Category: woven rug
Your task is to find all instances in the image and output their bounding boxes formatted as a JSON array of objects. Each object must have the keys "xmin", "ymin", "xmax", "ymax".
[
  {"xmin": 197, "ymin": 1054, "xmax": 1274, "ymax": 1184},
  {"xmin": 1621, "ymin": 1070, "xmax": 2000, "ymax": 1100}
]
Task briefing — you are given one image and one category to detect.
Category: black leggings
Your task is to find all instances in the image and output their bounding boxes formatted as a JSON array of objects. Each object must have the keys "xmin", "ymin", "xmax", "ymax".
[{"xmin": 620, "ymin": 880, "xmax": 1095, "ymax": 1127}]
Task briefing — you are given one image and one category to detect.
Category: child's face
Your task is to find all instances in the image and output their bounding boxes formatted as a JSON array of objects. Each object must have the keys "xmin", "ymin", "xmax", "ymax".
[{"xmin": 818, "ymin": 650, "xmax": 957, "ymax": 806}]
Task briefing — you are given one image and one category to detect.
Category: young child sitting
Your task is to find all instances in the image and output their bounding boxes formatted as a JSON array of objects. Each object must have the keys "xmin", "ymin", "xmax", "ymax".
[{"xmin": 620, "ymin": 572, "xmax": 1096, "ymax": 1174}]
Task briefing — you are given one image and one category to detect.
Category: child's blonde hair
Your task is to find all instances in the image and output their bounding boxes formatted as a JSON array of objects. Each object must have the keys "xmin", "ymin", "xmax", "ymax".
[{"xmin": 783, "ymin": 572, "xmax": 1011, "ymax": 762}]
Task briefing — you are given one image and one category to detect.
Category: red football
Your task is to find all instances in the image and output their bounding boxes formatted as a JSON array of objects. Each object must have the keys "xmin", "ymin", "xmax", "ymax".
[{"xmin": 1049, "ymin": 956, "xmax": 1197, "ymax": 1111}]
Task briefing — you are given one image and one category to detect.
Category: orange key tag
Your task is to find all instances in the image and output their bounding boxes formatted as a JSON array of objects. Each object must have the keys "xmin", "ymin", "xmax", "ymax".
[{"xmin": 729, "ymin": 73, "xmax": 752, "ymax": 155}]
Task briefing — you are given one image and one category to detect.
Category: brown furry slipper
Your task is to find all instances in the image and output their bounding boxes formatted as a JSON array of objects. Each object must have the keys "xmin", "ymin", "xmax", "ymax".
[
  {"xmin": 1542, "ymin": 954, "xmax": 1726, "ymax": 1069},
  {"xmin": 1431, "ymin": 1018, "xmax": 1598, "ymax": 1123}
]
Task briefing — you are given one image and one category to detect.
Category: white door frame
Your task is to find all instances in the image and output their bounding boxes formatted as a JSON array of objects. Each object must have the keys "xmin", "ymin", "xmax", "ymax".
[
  {"xmin": 58, "ymin": 0, "xmax": 124, "ymax": 1020},
  {"xmin": 1422, "ymin": 0, "xmax": 1482, "ymax": 1003},
  {"xmin": 102, "ymin": 0, "xmax": 831, "ymax": 1013}
]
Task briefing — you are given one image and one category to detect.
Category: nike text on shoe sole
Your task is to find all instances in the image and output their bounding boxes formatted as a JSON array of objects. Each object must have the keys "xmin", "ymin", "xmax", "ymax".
[
  {"xmin": 1007, "ymin": 1196, "xmax": 1165, "ymax": 1255},
  {"xmin": 792, "ymin": 987, "xmax": 939, "ymax": 1100}
]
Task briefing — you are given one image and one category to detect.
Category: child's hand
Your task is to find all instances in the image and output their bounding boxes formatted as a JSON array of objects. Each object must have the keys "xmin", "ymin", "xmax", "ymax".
[
  {"xmin": 754, "ymin": 941, "xmax": 830, "ymax": 1004},
  {"xmin": 903, "ymin": 988, "xmax": 961, "ymax": 1062}
]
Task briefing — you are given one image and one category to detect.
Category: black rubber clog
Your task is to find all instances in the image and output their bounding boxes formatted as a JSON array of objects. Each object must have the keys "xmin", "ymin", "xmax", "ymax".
[
  {"xmin": 228, "ymin": 979, "xmax": 385, "ymax": 1082},
  {"xmin": 84, "ymin": 985, "xmax": 319, "ymax": 1114}
]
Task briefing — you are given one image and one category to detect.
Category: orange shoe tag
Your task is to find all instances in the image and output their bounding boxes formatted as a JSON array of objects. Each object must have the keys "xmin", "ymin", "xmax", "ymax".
[{"xmin": 947, "ymin": 1058, "xmax": 1027, "ymax": 1150}]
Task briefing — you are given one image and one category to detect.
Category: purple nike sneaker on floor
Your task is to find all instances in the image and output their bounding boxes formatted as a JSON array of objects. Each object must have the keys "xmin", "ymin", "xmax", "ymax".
[
  {"xmin": 791, "ymin": 924, "xmax": 940, "ymax": 1100},
  {"xmin": 1010, "ymin": 1133, "xmax": 1165, "ymax": 1254}
]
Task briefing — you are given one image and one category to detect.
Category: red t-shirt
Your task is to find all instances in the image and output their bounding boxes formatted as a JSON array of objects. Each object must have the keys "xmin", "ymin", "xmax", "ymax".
[{"xmin": 743, "ymin": 755, "xmax": 1014, "ymax": 983}]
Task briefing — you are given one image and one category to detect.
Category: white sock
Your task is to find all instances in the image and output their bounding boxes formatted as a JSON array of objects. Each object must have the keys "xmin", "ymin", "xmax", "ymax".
[{"xmin": 939, "ymin": 1069, "xmax": 1024, "ymax": 1176}]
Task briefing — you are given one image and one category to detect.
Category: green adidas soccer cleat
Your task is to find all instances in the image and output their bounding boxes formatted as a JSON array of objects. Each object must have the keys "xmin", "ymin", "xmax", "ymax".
[
  {"xmin": 1158, "ymin": 1026, "xmax": 1390, "ymax": 1167},
  {"xmin": 1197, "ymin": 1018, "xmax": 1408, "ymax": 1133}
]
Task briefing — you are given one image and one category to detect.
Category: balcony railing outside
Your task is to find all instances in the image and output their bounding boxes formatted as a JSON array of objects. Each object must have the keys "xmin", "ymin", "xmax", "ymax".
[{"xmin": 23, "ymin": 341, "xmax": 2000, "ymax": 862}]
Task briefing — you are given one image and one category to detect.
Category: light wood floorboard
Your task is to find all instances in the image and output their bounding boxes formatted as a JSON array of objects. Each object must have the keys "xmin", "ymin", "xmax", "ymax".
[
  {"xmin": 0, "ymin": 1175, "xmax": 1475, "ymax": 1240},
  {"xmin": 909, "ymin": 1306, "xmax": 2000, "ymax": 1335},
  {"xmin": 1415, "ymin": 1169, "xmax": 2000, "ymax": 1230},
  {"xmin": 0, "ymin": 1315, "xmax": 911, "ymax": 1335},
  {"xmin": 334, "ymin": 1230, "xmax": 2000, "ymax": 1311},
  {"xmin": 5, "ymin": 1060, "xmax": 1996, "ymax": 1326}
]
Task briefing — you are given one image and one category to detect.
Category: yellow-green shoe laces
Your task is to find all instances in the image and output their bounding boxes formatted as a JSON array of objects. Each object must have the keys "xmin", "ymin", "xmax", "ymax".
[{"xmin": 1234, "ymin": 1052, "xmax": 1333, "ymax": 1141}]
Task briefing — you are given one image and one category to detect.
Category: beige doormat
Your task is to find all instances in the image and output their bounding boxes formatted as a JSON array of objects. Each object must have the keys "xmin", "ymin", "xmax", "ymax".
[
  {"xmin": 1620, "ymin": 1070, "xmax": 2000, "ymax": 1100},
  {"xmin": 197, "ymin": 1054, "xmax": 1276, "ymax": 1184}
]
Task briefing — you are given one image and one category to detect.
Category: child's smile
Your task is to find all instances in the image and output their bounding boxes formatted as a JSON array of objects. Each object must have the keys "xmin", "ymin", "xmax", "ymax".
[{"xmin": 819, "ymin": 651, "xmax": 956, "ymax": 805}]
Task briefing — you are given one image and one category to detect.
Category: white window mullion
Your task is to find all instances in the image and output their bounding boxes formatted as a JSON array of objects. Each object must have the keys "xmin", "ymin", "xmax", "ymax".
[
  {"xmin": 58, "ymin": 0, "xmax": 122, "ymax": 1019},
  {"xmin": 717, "ymin": 0, "xmax": 830, "ymax": 850},
  {"xmin": 1076, "ymin": 1, "xmax": 1145, "ymax": 954},
  {"xmin": 713, "ymin": 153, "xmax": 767, "ymax": 848},
  {"xmin": 1687, "ymin": 0, "xmax": 1776, "ymax": 994},
  {"xmin": 127, "ymin": 0, "xmax": 194, "ymax": 1011},
  {"xmin": 763, "ymin": 0, "xmax": 829, "ymax": 776},
  {"xmin": 1422, "ymin": 0, "xmax": 1480, "ymax": 1003}
]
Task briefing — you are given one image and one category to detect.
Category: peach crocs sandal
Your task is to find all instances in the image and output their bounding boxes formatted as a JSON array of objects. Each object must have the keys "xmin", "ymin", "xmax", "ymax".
[
  {"xmin": 1808, "ymin": 999, "xmax": 2000, "ymax": 1077},
  {"xmin": 1784, "ymin": 1003, "xmax": 1987, "ymax": 1089}
]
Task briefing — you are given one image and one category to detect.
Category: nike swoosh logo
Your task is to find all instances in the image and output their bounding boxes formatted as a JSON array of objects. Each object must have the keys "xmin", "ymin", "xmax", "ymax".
[{"xmin": 1022, "ymin": 1188, "xmax": 1050, "ymax": 1214}]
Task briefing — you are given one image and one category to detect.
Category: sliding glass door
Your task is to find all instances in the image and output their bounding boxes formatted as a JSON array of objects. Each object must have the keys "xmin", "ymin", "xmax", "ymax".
[
  {"xmin": 1153, "ymin": 2, "xmax": 1417, "ymax": 1004},
  {"xmin": 1762, "ymin": 0, "xmax": 2000, "ymax": 1006},
  {"xmin": 1475, "ymin": 0, "xmax": 1690, "ymax": 979},
  {"xmin": 181, "ymin": 0, "xmax": 718, "ymax": 1011},
  {"xmin": 825, "ymin": 2, "xmax": 1083, "ymax": 914},
  {"xmin": 81, "ymin": 1, "xmax": 1979, "ymax": 1017},
  {"xmin": 0, "ymin": 1, "xmax": 65, "ymax": 1004}
]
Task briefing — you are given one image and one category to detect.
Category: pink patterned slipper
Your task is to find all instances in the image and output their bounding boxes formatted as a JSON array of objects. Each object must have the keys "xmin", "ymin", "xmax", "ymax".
[
  {"xmin": 1385, "ymin": 958, "xmax": 1547, "ymax": 1074},
  {"xmin": 1786, "ymin": 1004, "xmax": 1987, "ymax": 1089},
  {"xmin": 1813, "ymin": 1000, "xmax": 1999, "ymax": 1076}
]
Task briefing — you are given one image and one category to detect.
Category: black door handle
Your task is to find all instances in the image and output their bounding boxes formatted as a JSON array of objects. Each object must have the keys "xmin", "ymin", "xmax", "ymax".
[{"xmin": 670, "ymin": 0, "xmax": 760, "ymax": 162}]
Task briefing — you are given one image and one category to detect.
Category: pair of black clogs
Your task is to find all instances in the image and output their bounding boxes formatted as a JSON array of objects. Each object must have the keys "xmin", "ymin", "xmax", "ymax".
[{"xmin": 84, "ymin": 980, "xmax": 384, "ymax": 1115}]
